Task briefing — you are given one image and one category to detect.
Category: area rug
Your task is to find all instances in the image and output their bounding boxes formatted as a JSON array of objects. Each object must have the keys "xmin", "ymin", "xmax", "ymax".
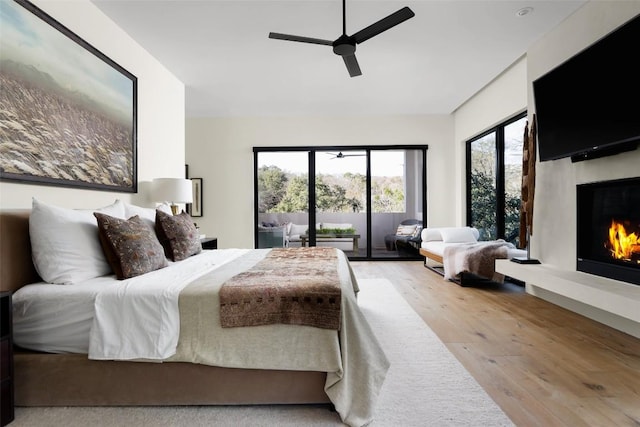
[{"xmin": 11, "ymin": 278, "xmax": 513, "ymax": 426}]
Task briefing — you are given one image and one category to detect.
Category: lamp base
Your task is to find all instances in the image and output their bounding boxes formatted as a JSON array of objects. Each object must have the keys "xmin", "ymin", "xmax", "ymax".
[{"xmin": 170, "ymin": 204, "xmax": 180, "ymax": 215}]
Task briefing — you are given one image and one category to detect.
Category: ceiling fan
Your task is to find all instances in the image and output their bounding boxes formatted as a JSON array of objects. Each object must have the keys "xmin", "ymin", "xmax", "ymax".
[
  {"xmin": 327, "ymin": 152, "xmax": 366, "ymax": 159},
  {"xmin": 269, "ymin": 0, "xmax": 415, "ymax": 77}
]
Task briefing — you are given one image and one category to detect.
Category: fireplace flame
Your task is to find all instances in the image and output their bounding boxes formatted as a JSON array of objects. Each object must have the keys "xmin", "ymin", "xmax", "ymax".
[{"xmin": 608, "ymin": 220, "xmax": 640, "ymax": 261}]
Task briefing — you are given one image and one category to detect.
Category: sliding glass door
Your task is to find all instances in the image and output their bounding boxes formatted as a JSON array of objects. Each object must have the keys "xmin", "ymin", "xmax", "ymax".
[
  {"xmin": 314, "ymin": 150, "xmax": 367, "ymax": 256},
  {"xmin": 254, "ymin": 146, "xmax": 428, "ymax": 260},
  {"xmin": 256, "ymin": 151, "xmax": 309, "ymax": 249},
  {"xmin": 370, "ymin": 149, "xmax": 424, "ymax": 258}
]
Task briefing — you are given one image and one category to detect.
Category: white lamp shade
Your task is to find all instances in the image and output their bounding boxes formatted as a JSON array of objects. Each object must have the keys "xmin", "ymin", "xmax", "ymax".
[{"xmin": 152, "ymin": 178, "xmax": 193, "ymax": 204}]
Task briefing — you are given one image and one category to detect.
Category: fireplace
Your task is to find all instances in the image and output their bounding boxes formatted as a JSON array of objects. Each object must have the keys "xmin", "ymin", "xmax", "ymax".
[{"xmin": 577, "ymin": 177, "xmax": 640, "ymax": 285}]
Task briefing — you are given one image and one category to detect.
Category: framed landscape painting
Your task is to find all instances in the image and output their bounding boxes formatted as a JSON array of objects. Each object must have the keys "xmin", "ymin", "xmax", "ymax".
[{"xmin": 0, "ymin": 0, "xmax": 137, "ymax": 192}]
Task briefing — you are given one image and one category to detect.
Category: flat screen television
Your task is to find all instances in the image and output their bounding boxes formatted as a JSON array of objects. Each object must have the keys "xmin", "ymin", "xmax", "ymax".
[{"xmin": 533, "ymin": 14, "xmax": 640, "ymax": 162}]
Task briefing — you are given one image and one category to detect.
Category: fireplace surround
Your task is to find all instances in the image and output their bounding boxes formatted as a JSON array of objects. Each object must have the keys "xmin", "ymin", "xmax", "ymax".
[{"xmin": 577, "ymin": 177, "xmax": 640, "ymax": 285}]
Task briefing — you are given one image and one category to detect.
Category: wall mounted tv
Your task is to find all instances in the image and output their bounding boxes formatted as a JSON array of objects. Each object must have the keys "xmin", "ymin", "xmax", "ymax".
[{"xmin": 533, "ymin": 14, "xmax": 640, "ymax": 163}]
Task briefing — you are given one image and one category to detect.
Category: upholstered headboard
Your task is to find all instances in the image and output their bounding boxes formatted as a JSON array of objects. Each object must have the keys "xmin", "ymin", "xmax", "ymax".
[{"xmin": 0, "ymin": 210, "xmax": 41, "ymax": 292}]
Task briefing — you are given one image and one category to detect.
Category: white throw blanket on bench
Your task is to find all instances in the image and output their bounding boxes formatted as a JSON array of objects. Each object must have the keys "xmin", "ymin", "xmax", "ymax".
[{"xmin": 443, "ymin": 240, "xmax": 515, "ymax": 283}]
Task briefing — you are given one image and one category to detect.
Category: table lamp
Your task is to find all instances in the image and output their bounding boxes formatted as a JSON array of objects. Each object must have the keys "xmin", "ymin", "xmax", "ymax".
[{"xmin": 152, "ymin": 178, "xmax": 193, "ymax": 215}]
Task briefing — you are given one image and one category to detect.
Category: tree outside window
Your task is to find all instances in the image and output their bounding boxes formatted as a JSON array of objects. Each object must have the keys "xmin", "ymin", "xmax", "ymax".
[{"xmin": 257, "ymin": 153, "xmax": 407, "ymax": 214}]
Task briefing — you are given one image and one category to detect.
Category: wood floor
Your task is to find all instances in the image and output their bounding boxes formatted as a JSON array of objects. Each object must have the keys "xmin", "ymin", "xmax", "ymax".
[{"xmin": 350, "ymin": 261, "xmax": 640, "ymax": 427}]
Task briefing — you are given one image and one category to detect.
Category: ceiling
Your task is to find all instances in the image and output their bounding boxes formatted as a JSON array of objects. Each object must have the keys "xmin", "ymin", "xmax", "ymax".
[{"xmin": 91, "ymin": 0, "xmax": 586, "ymax": 118}]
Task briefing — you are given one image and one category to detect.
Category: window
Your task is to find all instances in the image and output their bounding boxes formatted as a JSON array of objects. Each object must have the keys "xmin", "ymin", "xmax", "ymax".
[
  {"xmin": 466, "ymin": 113, "xmax": 526, "ymax": 246},
  {"xmin": 254, "ymin": 146, "xmax": 428, "ymax": 260}
]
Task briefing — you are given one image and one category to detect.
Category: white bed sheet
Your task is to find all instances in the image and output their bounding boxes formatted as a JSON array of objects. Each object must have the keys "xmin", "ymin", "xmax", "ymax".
[
  {"xmin": 13, "ymin": 276, "xmax": 112, "ymax": 353},
  {"xmin": 12, "ymin": 249, "xmax": 248, "ymax": 354},
  {"xmin": 89, "ymin": 248, "xmax": 248, "ymax": 360}
]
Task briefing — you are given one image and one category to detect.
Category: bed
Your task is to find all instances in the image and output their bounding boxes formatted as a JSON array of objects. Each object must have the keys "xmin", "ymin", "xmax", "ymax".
[
  {"xmin": 419, "ymin": 227, "xmax": 526, "ymax": 285},
  {"xmin": 0, "ymin": 201, "xmax": 389, "ymax": 427}
]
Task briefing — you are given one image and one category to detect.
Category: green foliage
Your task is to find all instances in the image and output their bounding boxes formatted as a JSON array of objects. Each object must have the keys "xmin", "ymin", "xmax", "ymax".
[
  {"xmin": 470, "ymin": 169, "xmax": 497, "ymax": 240},
  {"xmin": 265, "ymin": 173, "xmax": 364, "ymax": 213},
  {"xmin": 470, "ymin": 159, "xmax": 521, "ymax": 245},
  {"xmin": 505, "ymin": 187, "xmax": 521, "ymax": 246},
  {"xmin": 274, "ymin": 175, "xmax": 309, "ymax": 212},
  {"xmin": 315, "ymin": 176, "xmax": 361, "ymax": 212},
  {"xmin": 372, "ymin": 178, "xmax": 405, "ymax": 212},
  {"xmin": 325, "ymin": 172, "xmax": 366, "ymax": 212},
  {"xmin": 258, "ymin": 165, "xmax": 406, "ymax": 214},
  {"xmin": 257, "ymin": 165, "xmax": 288, "ymax": 213},
  {"xmin": 316, "ymin": 227, "xmax": 356, "ymax": 235}
]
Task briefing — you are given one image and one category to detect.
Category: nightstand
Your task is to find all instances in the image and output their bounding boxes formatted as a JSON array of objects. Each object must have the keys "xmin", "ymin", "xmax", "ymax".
[
  {"xmin": 201, "ymin": 237, "xmax": 218, "ymax": 250},
  {"xmin": 1, "ymin": 291, "xmax": 14, "ymax": 426}
]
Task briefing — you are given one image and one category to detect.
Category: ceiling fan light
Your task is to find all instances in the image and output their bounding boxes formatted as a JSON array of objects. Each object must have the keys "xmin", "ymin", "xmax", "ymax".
[{"xmin": 333, "ymin": 41, "xmax": 356, "ymax": 56}]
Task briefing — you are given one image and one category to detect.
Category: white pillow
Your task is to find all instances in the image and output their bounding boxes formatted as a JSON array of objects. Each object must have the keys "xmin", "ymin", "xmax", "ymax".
[
  {"xmin": 289, "ymin": 223, "xmax": 308, "ymax": 236},
  {"xmin": 124, "ymin": 201, "xmax": 172, "ymax": 229},
  {"xmin": 396, "ymin": 224, "xmax": 417, "ymax": 236},
  {"xmin": 421, "ymin": 228, "xmax": 443, "ymax": 242},
  {"xmin": 440, "ymin": 227, "xmax": 479, "ymax": 243},
  {"xmin": 29, "ymin": 198, "xmax": 126, "ymax": 284},
  {"xmin": 471, "ymin": 227, "xmax": 480, "ymax": 240}
]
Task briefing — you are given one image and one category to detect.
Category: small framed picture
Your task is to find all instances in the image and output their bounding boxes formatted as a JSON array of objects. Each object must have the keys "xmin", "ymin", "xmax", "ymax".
[{"xmin": 190, "ymin": 178, "xmax": 203, "ymax": 217}]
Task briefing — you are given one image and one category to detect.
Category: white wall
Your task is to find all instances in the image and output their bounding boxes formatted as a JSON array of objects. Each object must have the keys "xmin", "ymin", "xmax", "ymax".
[
  {"xmin": 0, "ymin": 0, "xmax": 185, "ymax": 210},
  {"xmin": 186, "ymin": 115, "xmax": 454, "ymax": 248},
  {"xmin": 453, "ymin": 57, "xmax": 528, "ymax": 225}
]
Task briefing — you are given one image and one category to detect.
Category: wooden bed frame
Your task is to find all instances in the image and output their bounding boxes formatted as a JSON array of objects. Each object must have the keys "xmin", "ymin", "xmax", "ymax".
[{"xmin": 0, "ymin": 210, "xmax": 330, "ymax": 407}]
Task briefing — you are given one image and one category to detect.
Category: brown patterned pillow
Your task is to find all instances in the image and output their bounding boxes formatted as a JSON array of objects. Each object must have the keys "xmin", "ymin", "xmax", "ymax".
[
  {"xmin": 94, "ymin": 213, "xmax": 168, "ymax": 279},
  {"xmin": 155, "ymin": 210, "xmax": 202, "ymax": 261}
]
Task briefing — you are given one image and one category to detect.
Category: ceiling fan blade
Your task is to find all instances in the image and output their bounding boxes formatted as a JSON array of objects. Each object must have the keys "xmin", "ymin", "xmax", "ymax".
[
  {"xmin": 269, "ymin": 32, "xmax": 333, "ymax": 46},
  {"xmin": 342, "ymin": 54, "xmax": 362, "ymax": 77},
  {"xmin": 352, "ymin": 7, "xmax": 415, "ymax": 44}
]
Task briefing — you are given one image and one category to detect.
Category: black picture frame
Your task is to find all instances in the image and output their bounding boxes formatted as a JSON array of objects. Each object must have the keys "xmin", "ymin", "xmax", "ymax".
[
  {"xmin": 0, "ymin": 0, "xmax": 138, "ymax": 193},
  {"xmin": 190, "ymin": 178, "xmax": 203, "ymax": 217}
]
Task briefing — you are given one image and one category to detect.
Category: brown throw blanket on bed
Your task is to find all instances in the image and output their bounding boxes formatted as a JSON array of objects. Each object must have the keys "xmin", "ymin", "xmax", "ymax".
[
  {"xmin": 219, "ymin": 247, "xmax": 342, "ymax": 330},
  {"xmin": 443, "ymin": 240, "xmax": 514, "ymax": 283}
]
